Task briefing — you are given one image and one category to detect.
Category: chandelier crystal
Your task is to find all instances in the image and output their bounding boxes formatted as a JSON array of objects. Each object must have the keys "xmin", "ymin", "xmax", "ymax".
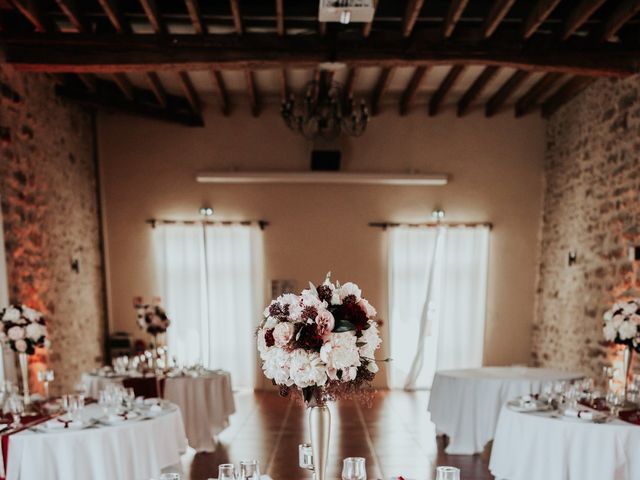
[{"xmin": 281, "ymin": 71, "xmax": 369, "ymax": 140}]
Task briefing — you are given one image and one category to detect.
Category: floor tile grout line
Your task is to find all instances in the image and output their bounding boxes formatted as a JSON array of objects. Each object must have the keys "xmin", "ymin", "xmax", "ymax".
[
  {"xmin": 355, "ymin": 401, "xmax": 385, "ymax": 480},
  {"xmin": 265, "ymin": 398, "xmax": 294, "ymax": 473}
]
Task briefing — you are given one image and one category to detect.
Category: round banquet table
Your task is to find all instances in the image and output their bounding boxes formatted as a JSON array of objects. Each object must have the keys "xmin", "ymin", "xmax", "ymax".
[
  {"xmin": 489, "ymin": 405, "xmax": 640, "ymax": 480},
  {"xmin": 82, "ymin": 370, "xmax": 236, "ymax": 452},
  {"xmin": 5, "ymin": 403, "xmax": 187, "ymax": 480},
  {"xmin": 428, "ymin": 366, "xmax": 582, "ymax": 454}
]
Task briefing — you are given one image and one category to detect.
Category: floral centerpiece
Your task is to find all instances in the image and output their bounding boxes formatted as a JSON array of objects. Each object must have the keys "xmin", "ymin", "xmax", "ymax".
[
  {"xmin": 134, "ymin": 298, "xmax": 171, "ymax": 336},
  {"xmin": 603, "ymin": 298, "xmax": 640, "ymax": 400},
  {"xmin": 0, "ymin": 304, "xmax": 47, "ymax": 409},
  {"xmin": 256, "ymin": 273, "xmax": 382, "ymax": 480}
]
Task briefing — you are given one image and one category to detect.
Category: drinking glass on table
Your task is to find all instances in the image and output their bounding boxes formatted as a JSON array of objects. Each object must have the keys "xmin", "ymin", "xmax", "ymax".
[
  {"xmin": 4, "ymin": 394, "xmax": 24, "ymax": 428},
  {"xmin": 37, "ymin": 369, "xmax": 55, "ymax": 399},
  {"xmin": 159, "ymin": 474, "xmax": 181, "ymax": 480},
  {"xmin": 342, "ymin": 457, "xmax": 366, "ymax": 480},
  {"xmin": 435, "ymin": 466, "xmax": 461, "ymax": 480},
  {"xmin": 239, "ymin": 460, "xmax": 260, "ymax": 480},
  {"xmin": 218, "ymin": 463, "xmax": 237, "ymax": 480},
  {"xmin": 606, "ymin": 390, "xmax": 624, "ymax": 417}
]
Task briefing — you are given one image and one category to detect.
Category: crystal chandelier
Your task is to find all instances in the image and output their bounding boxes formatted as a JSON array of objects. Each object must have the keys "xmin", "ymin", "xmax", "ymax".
[{"xmin": 281, "ymin": 71, "xmax": 369, "ymax": 140}]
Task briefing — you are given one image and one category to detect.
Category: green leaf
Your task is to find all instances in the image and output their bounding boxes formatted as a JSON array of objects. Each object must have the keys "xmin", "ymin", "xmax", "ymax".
[
  {"xmin": 355, "ymin": 341, "xmax": 366, "ymax": 347},
  {"xmin": 333, "ymin": 320, "xmax": 356, "ymax": 332}
]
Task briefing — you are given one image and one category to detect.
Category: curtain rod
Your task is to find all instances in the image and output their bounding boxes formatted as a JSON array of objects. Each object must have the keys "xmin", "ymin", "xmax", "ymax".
[
  {"xmin": 146, "ymin": 219, "xmax": 270, "ymax": 230},
  {"xmin": 368, "ymin": 221, "xmax": 493, "ymax": 230}
]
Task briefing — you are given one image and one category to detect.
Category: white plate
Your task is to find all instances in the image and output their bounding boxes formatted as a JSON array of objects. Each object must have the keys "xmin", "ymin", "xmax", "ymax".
[{"xmin": 507, "ymin": 399, "xmax": 552, "ymax": 413}]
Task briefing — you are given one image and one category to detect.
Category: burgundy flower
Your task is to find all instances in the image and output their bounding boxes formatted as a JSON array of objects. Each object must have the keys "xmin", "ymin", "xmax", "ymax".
[
  {"xmin": 335, "ymin": 302, "xmax": 369, "ymax": 331},
  {"xmin": 264, "ymin": 329, "xmax": 275, "ymax": 347},
  {"xmin": 296, "ymin": 323, "xmax": 323, "ymax": 350},
  {"xmin": 301, "ymin": 306, "xmax": 318, "ymax": 322},
  {"xmin": 316, "ymin": 285, "xmax": 333, "ymax": 303}
]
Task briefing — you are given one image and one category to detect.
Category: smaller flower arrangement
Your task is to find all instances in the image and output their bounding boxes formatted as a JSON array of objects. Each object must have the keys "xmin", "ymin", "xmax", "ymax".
[
  {"xmin": 0, "ymin": 304, "xmax": 47, "ymax": 355},
  {"xmin": 603, "ymin": 298, "xmax": 640, "ymax": 352},
  {"xmin": 134, "ymin": 297, "xmax": 171, "ymax": 335}
]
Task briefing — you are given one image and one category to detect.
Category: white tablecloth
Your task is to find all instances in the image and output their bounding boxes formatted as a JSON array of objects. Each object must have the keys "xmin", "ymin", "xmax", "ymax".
[
  {"xmin": 490, "ymin": 405, "xmax": 640, "ymax": 480},
  {"xmin": 164, "ymin": 371, "xmax": 235, "ymax": 452},
  {"xmin": 6, "ymin": 403, "xmax": 187, "ymax": 480},
  {"xmin": 428, "ymin": 366, "xmax": 582, "ymax": 454}
]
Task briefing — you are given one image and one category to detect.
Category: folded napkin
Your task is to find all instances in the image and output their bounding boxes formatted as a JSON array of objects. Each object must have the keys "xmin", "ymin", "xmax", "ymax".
[
  {"xmin": 107, "ymin": 411, "xmax": 139, "ymax": 423},
  {"xmin": 44, "ymin": 418, "xmax": 83, "ymax": 430},
  {"xmin": 563, "ymin": 408, "xmax": 606, "ymax": 421}
]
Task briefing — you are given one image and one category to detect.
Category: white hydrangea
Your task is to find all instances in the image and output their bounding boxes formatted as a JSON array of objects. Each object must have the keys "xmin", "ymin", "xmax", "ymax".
[
  {"xmin": 320, "ymin": 332, "xmax": 361, "ymax": 371},
  {"xmin": 262, "ymin": 349, "xmax": 294, "ymax": 386},
  {"xmin": 289, "ymin": 350, "xmax": 327, "ymax": 388}
]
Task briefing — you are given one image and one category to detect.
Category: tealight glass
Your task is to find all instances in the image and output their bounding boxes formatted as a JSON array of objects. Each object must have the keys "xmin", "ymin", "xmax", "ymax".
[{"xmin": 435, "ymin": 466, "xmax": 461, "ymax": 480}]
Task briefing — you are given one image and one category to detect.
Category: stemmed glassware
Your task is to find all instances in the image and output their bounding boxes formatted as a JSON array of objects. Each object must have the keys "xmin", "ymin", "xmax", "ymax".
[
  {"xmin": 37, "ymin": 369, "xmax": 54, "ymax": 400},
  {"xmin": 239, "ymin": 460, "xmax": 260, "ymax": 480},
  {"xmin": 435, "ymin": 466, "xmax": 461, "ymax": 480},
  {"xmin": 4, "ymin": 394, "xmax": 24, "ymax": 428},
  {"xmin": 342, "ymin": 457, "xmax": 366, "ymax": 480}
]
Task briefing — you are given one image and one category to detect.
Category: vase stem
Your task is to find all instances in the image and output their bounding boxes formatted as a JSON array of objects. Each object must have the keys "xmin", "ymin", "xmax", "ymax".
[
  {"xmin": 623, "ymin": 346, "xmax": 633, "ymax": 401},
  {"xmin": 18, "ymin": 352, "xmax": 31, "ymax": 406},
  {"xmin": 308, "ymin": 405, "xmax": 331, "ymax": 480}
]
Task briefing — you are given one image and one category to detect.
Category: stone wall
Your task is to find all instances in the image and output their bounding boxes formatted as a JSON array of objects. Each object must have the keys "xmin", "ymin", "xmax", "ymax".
[
  {"xmin": 0, "ymin": 66, "xmax": 105, "ymax": 394},
  {"xmin": 532, "ymin": 76, "xmax": 640, "ymax": 376}
]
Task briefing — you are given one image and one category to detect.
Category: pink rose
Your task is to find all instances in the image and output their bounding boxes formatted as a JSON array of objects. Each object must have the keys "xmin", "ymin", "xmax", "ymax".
[
  {"xmin": 273, "ymin": 322, "xmax": 295, "ymax": 347},
  {"xmin": 315, "ymin": 310, "xmax": 335, "ymax": 340}
]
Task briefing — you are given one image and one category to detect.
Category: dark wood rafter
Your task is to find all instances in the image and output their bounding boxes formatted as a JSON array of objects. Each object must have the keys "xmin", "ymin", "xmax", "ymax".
[
  {"xmin": 112, "ymin": 72, "xmax": 134, "ymax": 100},
  {"xmin": 9, "ymin": 0, "xmax": 53, "ymax": 32},
  {"xmin": 4, "ymin": 33, "xmax": 640, "ymax": 78},
  {"xmin": 457, "ymin": 65, "xmax": 499, "ymax": 116},
  {"xmin": 54, "ymin": 0, "xmax": 87, "ymax": 33},
  {"xmin": 399, "ymin": 66, "xmax": 427, "ymax": 116},
  {"xmin": 97, "ymin": 0, "xmax": 131, "ymax": 34},
  {"xmin": 77, "ymin": 73, "xmax": 97, "ymax": 92},
  {"xmin": 514, "ymin": 72, "xmax": 564, "ymax": 117},
  {"xmin": 541, "ymin": 76, "xmax": 595, "ymax": 117},
  {"xmin": 429, "ymin": 65, "xmax": 465, "ymax": 116},
  {"xmin": 56, "ymin": 78, "xmax": 204, "ymax": 127},
  {"xmin": 245, "ymin": 69, "xmax": 260, "ymax": 117},
  {"xmin": 600, "ymin": 0, "xmax": 640, "ymax": 42},
  {"xmin": 370, "ymin": 67, "xmax": 394, "ymax": 116},
  {"xmin": 522, "ymin": 0, "xmax": 563, "ymax": 39},
  {"xmin": 184, "ymin": 0, "xmax": 205, "ymax": 35},
  {"xmin": 484, "ymin": 0, "xmax": 516, "ymax": 38},
  {"xmin": 230, "ymin": 0, "xmax": 243, "ymax": 35},
  {"xmin": 403, "ymin": 0, "xmax": 426, "ymax": 38},
  {"xmin": 177, "ymin": 70, "xmax": 200, "ymax": 114},
  {"xmin": 562, "ymin": 0, "xmax": 608, "ymax": 40},
  {"xmin": 275, "ymin": 0, "xmax": 284, "ymax": 36},
  {"xmin": 363, "ymin": 0, "xmax": 377, "ymax": 38},
  {"xmin": 485, "ymin": 69, "xmax": 530, "ymax": 117},
  {"xmin": 144, "ymin": 71, "xmax": 167, "ymax": 108},
  {"xmin": 211, "ymin": 69, "xmax": 230, "ymax": 116},
  {"xmin": 139, "ymin": 0, "xmax": 166, "ymax": 35},
  {"xmin": 443, "ymin": 0, "xmax": 469, "ymax": 38},
  {"xmin": 279, "ymin": 68, "xmax": 288, "ymax": 103}
]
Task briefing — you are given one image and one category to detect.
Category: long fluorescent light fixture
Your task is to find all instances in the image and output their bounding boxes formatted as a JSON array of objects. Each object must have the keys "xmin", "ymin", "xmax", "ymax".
[{"xmin": 196, "ymin": 171, "xmax": 449, "ymax": 186}]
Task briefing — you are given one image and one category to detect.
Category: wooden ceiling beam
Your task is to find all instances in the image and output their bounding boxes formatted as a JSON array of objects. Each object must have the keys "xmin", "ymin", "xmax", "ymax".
[
  {"xmin": 443, "ymin": 0, "xmax": 469, "ymax": 38},
  {"xmin": 177, "ymin": 70, "xmax": 200, "ymax": 114},
  {"xmin": 429, "ymin": 65, "xmax": 465, "ymax": 116},
  {"xmin": 562, "ymin": 0, "xmax": 607, "ymax": 40},
  {"xmin": 144, "ymin": 71, "xmax": 167, "ymax": 108},
  {"xmin": 139, "ymin": 0, "xmax": 166, "ymax": 35},
  {"xmin": 184, "ymin": 0, "xmax": 205, "ymax": 35},
  {"xmin": 77, "ymin": 73, "xmax": 96, "ymax": 92},
  {"xmin": 9, "ymin": 0, "xmax": 52, "ymax": 32},
  {"xmin": 403, "ymin": 0, "xmax": 425, "ymax": 38},
  {"xmin": 275, "ymin": 0, "xmax": 284, "ymax": 36},
  {"xmin": 485, "ymin": 69, "xmax": 530, "ymax": 117},
  {"xmin": 54, "ymin": 0, "xmax": 87, "ymax": 33},
  {"xmin": 230, "ymin": 0, "xmax": 243, "ymax": 35},
  {"xmin": 370, "ymin": 67, "xmax": 394, "ymax": 116},
  {"xmin": 600, "ymin": 0, "xmax": 640, "ymax": 42},
  {"xmin": 399, "ymin": 66, "xmax": 427, "ymax": 116},
  {"xmin": 112, "ymin": 72, "xmax": 134, "ymax": 101},
  {"xmin": 515, "ymin": 72, "xmax": 564, "ymax": 117},
  {"xmin": 245, "ymin": 69, "xmax": 260, "ymax": 117},
  {"xmin": 457, "ymin": 65, "xmax": 499, "ymax": 116},
  {"xmin": 522, "ymin": 0, "xmax": 563, "ymax": 39},
  {"xmin": 211, "ymin": 69, "xmax": 230, "ymax": 116},
  {"xmin": 484, "ymin": 0, "xmax": 516, "ymax": 38},
  {"xmin": 97, "ymin": 0, "xmax": 131, "ymax": 34},
  {"xmin": 541, "ymin": 76, "xmax": 595, "ymax": 117},
  {"xmin": 4, "ymin": 33, "xmax": 640, "ymax": 78}
]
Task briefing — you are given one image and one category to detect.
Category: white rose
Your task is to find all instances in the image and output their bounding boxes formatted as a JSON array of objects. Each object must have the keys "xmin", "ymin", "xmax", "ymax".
[
  {"xmin": 7, "ymin": 326, "xmax": 25, "ymax": 341},
  {"xmin": 264, "ymin": 316, "xmax": 278, "ymax": 330},
  {"xmin": 2, "ymin": 307, "xmax": 20, "ymax": 322},
  {"xmin": 22, "ymin": 307, "xmax": 41, "ymax": 322},
  {"xmin": 320, "ymin": 332, "xmax": 361, "ymax": 371},
  {"xmin": 273, "ymin": 322, "xmax": 295, "ymax": 347},
  {"xmin": 367, "ymin": 361, "xmax": 379, "ymax": 373},
  {"xmin": 612, "ymin": 314, "xmax": 624, "ymax": 328},
  {"xmin": 622, "ymin": 302, "xmax": 638, "ymax": 315},
  {"xmin": 359, "ymin": 324, "xmax": 382, "ymax": 359},
  {"xmin": 357, "ymin": 298, "xmax": 377, "ymax": 318},
  {"xmin": 618, "ymin": 320, "xmax": 637, "ymax": 340},
  {"xmin": 262, "ymin": 349, "xmax": 293, "ymax": 386},
  {"xmin": 339, "ymin": 282, "xmax": 362, "ymax": 302},
  {"xmin": 289, "ymin": 350, "xmax": 327, "ymax": 388},
  {"xmin": 14, "ymin": 339, "xmax": 28, "ymax": 353},
  {"xmin": 631, "ymin": 314, "xmax": 640, "ymax": 325},
  {"xmin": 25, "ymin": 323, "xmax": 44, "ymax": 341},
  {"xmin": 603, "ymin": 324, "xmax": 617, "ymax": 342},
  {"xmin": 603, "ymin": 309, "xmax": 613, "ymax": 322}
]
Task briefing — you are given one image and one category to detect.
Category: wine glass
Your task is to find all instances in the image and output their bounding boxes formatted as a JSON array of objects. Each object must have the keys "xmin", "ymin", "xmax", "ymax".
[
  {"xmin": 37, "ymin": 369, "xmax": 54, "ymax": 399},
  {"xmin": 159, "ymin": 474, "xmax": 180, "ymax": 480},
  {"xmin": 5, "ymin": 394, "xmax": 24, "ymax": 428},
  {"xmin": 218, "ymin": 464, "xmax": 237, "ymax": 480},
  {"xmin": 435, "ymin": 466, "xmax": 461, "ymax": 480},
  {"xmin": 342, "ymin": 457, "xmax": 366, "ymax": 480},
  {"xmin": 239, "ymin": 460, "xmax": 260, "ymax": 480}
]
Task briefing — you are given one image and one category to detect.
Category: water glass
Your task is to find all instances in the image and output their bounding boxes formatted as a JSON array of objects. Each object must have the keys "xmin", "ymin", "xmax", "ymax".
[
  {"xmin": 435, "ymin": 466, "xmax": 461, "ymax": 480},
  {"xmin": 218, "ymin": 463, "xmax": 237, "ymax": 480},
  {"xmin": 342, "ymin": 457, "xmax": 366, "ymax": 480},
  {"xmin": 298, "ymin": 443, "xmax": 313, "ymax": 470},
  {"xmin": 239, "ymin": 460, "xmax": 260, "ymax": 480},
  {"xmin": 37, "ymin": 369, "xmax": 54, "ymax": 399},
  {"xmin": 4, "ymin": 394, "xmax": 24, "ymax": 428},
  {"xmin": 159, "ymin": 474, "xmax": 180, "ymax": 480}
]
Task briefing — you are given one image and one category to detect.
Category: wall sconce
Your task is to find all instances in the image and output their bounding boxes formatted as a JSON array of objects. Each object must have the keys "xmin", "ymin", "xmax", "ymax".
[
  {"xmin": 568, "ymin": 250, "xmax": 577, "ymax": 266},
  {"xmin": 199, "ymin": 206, "xmax": 214, "ymax": 217},
  {"xmin": 431, "ymin": 208, "xmax": 445, "ymax": 221}
]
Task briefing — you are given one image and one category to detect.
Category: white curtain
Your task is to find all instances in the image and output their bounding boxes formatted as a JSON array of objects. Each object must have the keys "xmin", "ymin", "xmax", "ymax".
[
  {"xmin": 388, "ymin": 225, "xmax": 490, "ymax": 390},
  {"xmin": 154, "ymin": 223, "xmax": 264, "ymax": 389}
]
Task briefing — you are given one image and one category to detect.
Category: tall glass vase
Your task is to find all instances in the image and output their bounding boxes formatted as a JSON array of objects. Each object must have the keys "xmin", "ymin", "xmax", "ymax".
[
  {"xmin": 623, "ymin": 345, "xmax": 633, "ymax": 401},
  {"xmin": 18, "ymin": 352, "xmax": 31, "ymax": 407},
  {"xmin": 308, "ymin": 405, "xmax": 331, "ymax": 480}
]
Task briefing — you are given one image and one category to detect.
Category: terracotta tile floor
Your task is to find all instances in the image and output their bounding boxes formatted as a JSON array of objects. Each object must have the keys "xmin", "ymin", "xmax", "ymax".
[{"xmin": 181, "ymin": 390, "xmax": 493, "ymax": 480}]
